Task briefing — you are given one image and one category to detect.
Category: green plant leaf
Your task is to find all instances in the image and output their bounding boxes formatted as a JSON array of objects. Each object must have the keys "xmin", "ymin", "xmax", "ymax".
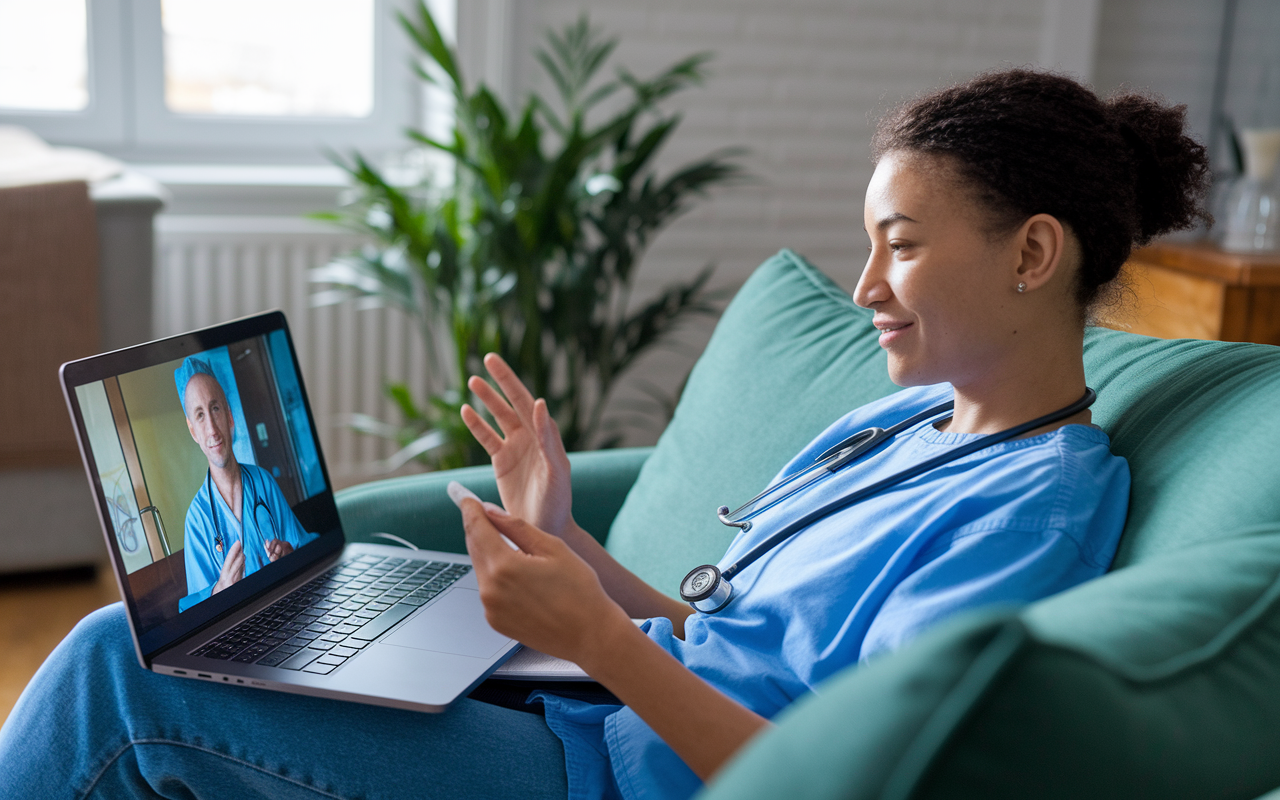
[
  {"xmin": 380, "ymin": 429, "xmax": 449, "ymax": 471},
  {"xmin": 386, "ymin": 383, "xmax": 425, "ymax": 422},
  {"xmin": 398, "ymin": 0, "xmax": 461, "ymax": 91}
]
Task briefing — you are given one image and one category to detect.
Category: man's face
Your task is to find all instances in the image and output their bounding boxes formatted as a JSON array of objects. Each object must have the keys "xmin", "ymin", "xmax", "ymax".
[{"xmin": 184, "ymin": 373, "xmax": 236, "ymax": 470}]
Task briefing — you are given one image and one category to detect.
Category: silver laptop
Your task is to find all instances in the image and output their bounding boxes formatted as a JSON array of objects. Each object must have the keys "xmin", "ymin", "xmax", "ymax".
[{"xmin": 60, "ymin": 310, "xmax": 519, "ymax": 712}]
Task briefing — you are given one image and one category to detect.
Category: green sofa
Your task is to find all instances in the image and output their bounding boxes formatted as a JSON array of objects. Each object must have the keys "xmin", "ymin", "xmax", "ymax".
[{"xmin": 336, "ymin": 250, "xmax": 1280, "ymax": 799}]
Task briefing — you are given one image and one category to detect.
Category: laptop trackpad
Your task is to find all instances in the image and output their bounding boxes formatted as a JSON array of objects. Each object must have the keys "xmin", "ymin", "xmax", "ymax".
[{"xmin": 380, "ymin": 588, "xmax": 512, "ymax": 659}]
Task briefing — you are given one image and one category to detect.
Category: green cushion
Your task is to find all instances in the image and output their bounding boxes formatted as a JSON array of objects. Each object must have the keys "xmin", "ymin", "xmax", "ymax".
[
  {"xmin": 918, "ymin": 524, "xmax": 1280, "ymax": 799},
  {"xmin": 604, "ymin": 249, "xmax": 898, "ymax": 596},
  {"xmin": 700, "ymin": 525, "xmax": 1280, "ymax": 799},
  {"xmin": 1080, "ymin": 329, "xmax": 1280, "ymax": 567}
]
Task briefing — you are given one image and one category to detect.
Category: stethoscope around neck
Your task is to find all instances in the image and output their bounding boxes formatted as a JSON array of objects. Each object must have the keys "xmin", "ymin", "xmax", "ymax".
[
  {"xmin": 208, "ymin": 465, "xmax": 279, "ymax": 558},
  {"xmin": 679, "ymin": 388, "xmax": 1097, "ymax": 614}
]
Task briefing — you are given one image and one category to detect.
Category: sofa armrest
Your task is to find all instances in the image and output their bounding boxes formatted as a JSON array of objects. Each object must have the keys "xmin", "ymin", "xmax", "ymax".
[{"xmin": 335, "ymin": 447, "xmax": 653, "ymax": 554}]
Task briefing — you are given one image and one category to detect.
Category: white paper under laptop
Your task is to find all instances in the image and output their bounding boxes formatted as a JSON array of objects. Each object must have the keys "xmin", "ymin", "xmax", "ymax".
[
  {"xmin": 493, "ymin": 647, "xmax": 592, "ymax": 680},
  {"xmin": 61, "ymin": 310, "xmax": 520, "ymax": 712}
]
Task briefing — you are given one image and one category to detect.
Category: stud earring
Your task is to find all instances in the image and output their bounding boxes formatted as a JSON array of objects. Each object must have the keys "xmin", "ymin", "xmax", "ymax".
[{"xmin": 1017, "ymin": 282, "xmax": 1027, "ymax": 293}]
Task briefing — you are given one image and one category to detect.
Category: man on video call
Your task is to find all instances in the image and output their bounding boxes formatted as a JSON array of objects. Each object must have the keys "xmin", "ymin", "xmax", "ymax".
[{"xmin": 176, "ymin": 357, "xmax": 317, "ymax": 612}]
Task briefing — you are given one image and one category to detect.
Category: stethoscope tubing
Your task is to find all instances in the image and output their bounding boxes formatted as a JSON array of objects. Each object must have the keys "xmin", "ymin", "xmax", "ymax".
[
  {"xmin": 208, "ymin": 465, "xmax": 279, "ymax": 561},
  {"xmin": 718, "ymin": 387, "xmax": 1097, "ymax": 583},
  {"xmin": 718, "ymin": 399, "xmax": 958, "ymax": 530}
]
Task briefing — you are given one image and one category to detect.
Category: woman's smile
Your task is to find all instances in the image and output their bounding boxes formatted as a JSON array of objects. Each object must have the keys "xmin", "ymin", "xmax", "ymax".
[{"xmin": 874, "ymin": 319, "xmax": 914, "ymax": 346}]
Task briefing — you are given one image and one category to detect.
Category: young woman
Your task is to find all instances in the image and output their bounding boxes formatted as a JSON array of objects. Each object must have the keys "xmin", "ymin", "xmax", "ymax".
[{"xmin": 0, "ymin": 69, "xmax": 1208, "ymax": 799}]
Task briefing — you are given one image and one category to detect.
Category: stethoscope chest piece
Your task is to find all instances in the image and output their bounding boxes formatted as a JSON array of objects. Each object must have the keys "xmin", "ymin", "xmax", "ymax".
[{"xmin": 681, "ymin": 564, "xmax": 733, "ymax": 613}]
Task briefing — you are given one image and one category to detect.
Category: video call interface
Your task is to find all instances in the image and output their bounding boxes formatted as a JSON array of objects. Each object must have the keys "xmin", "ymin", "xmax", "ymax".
[{"xmin": 74, "ymin": 330, "xmax": 328, "ymax": 632}]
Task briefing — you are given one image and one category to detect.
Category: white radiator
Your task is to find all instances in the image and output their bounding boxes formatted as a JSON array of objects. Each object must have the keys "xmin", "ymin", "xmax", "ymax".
[{"xmin": 154, "ymin": 216, "xmax": 432, "ymax": 488}]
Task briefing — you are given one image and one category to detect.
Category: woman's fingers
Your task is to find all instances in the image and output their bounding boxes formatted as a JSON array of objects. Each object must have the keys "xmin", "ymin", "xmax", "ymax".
[
  {"xmin": 460, "ymin": 498, "xmax": 518, "ymax": 573},
  {"xmin": 482, "ymin": 505, "xmax": 554, "ymax": 554},
  {"xmin": 483, "ymin": 353, "xmax": 538, "ymax": 426},
  {"xmin": 460, "ymin": 403, "xmax": 504, "ymax": 455},
  {"xmin": 467, "ymin": 375, "xmax": 523, "ymax": 435},
  {"xmin": 461, "ymin": 499, "xmax": 556, "ymax": 565},
  {"xmin": 468, "ymin": 354, "xmax": 554, "ymax": 452},
  {"xmin": 533, "ymin": 399, "xmax": 563, "ymax": 455}
]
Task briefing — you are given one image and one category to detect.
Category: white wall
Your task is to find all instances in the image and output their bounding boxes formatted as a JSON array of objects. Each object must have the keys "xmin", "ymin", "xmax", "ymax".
[
  {"xmin": 1093, "ymin": 0, "xmax": 1280, "ymax": 172},
  {"xmin": 1093, "ymin": 0, "xmax": 1222, "ymax": 157}
]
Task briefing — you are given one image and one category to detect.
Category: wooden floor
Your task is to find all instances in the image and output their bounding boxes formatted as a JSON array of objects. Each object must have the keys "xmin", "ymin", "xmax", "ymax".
[{"xmin": 0, "ymin": 565, "xmax": 121, "ymax": 725}]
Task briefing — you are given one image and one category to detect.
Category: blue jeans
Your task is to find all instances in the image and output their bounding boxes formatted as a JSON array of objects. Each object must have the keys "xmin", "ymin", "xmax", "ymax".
[{"xmin": 0, "ymin": 604, "xmax": 569, "ymax": 798}]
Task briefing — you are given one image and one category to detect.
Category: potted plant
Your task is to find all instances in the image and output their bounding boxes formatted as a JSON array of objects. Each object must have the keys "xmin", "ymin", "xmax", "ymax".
[{"xmin": 313, "ymin": 1, "xmax": 744, "ymax": 470}]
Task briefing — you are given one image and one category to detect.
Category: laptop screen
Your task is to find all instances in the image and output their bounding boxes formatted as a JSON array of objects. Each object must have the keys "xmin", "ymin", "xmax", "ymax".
[{"xmin": 62, "ymin": 312, "xmax": 344, "ymax": 657}]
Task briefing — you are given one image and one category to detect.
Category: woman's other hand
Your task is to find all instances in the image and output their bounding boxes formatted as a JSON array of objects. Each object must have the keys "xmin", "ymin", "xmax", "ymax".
[
  {"xmin": 460, "ymin": 496, "xmax": 769, "ymax": 781},
  {"xmin": 460, "ymin": 498, "xmax": 630, "ymax": 664},
  {"xmin": 461, "ymin": 353, "xmax": 574, "ymax": 537}
]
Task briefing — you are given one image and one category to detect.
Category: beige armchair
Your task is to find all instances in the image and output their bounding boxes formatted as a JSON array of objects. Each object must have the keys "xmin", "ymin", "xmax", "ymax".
[{"xmin": 0, "ymin": 175, "xmax": 163, "ymax": 572}]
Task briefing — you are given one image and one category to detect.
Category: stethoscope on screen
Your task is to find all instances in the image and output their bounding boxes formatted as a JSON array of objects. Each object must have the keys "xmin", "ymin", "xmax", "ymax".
[
  {"xmin": 679, "ymin": 388, "xmax": 1098, "ymax": 614},
  {"xmin": 208, "ymin": 466, "xmax": 279, "ymax": 558}
]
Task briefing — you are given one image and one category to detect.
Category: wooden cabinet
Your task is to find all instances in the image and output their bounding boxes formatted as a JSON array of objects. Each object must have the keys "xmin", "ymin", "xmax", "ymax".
[{"xmin": 1105, "ymin": 242, "xmax": 1280, "ymax": 345}]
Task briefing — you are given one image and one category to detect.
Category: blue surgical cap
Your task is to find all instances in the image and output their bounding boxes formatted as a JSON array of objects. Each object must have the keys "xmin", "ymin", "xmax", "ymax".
[{"xmin": 174, "ymin": 356, "xmax": 217, "ymax": 415}]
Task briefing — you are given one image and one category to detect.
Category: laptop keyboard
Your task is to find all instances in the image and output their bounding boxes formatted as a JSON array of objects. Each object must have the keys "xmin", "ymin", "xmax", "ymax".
[{"xmin": 189, "ymin": 554, "xmax": 472, "ymax": 675}]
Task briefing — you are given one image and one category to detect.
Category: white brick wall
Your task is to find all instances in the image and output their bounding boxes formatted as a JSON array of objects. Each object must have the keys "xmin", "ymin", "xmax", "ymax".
[
  {"xmin": 1093, "ymin": 0, "xmax": 1280, "ymax": 173},
  {"xmin": 1093, "ymin": 0, "xmax": 1221, "ymax": 150},
  {"xmin": 1222, "ymin": 0, "xmax": 1280, "ymax": 131}
]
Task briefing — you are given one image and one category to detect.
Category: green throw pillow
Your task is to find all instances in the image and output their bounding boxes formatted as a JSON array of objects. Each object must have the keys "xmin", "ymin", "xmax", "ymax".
[
  {"xmin": 604, "ymin": 249, "xmax": 898, "ymax": 596},
  {"xmin": 1081, "ymin": 329, "xmax": 1280, "ymax": 567},
  {"xmin": 700, "ymin": 525, "xmax": 1280, "ymax": 799}
]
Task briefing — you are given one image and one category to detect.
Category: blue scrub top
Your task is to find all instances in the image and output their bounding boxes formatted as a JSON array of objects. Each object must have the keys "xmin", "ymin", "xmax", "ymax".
[
  {"xmin": 179, "ymin": 462, "xmax": 319, "ymax": 612},
  {"xmin": 539, "ymin": 384, "xmax": 1131, "ymax": 800}
]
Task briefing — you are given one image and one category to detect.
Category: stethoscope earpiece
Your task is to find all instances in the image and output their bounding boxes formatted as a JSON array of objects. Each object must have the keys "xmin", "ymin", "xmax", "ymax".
[{"xmin": 716, "ymin": 506, "xmax": 750, "ymax": 532}]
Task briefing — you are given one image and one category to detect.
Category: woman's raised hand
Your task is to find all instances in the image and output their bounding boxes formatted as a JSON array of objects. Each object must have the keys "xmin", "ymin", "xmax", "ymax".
[{"xmin": 460, "ymin": 353, "xmax": 574, "ymax": 537}]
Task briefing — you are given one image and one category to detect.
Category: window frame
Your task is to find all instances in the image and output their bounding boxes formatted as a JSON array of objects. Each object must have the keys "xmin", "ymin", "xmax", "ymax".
[
  {"xmin": 0, "ymin": 0, "xmax": 127, "ymax": 147},
  {"xmin": 0, "ymin": 0, "xmax": 420, "ymax": 163}
]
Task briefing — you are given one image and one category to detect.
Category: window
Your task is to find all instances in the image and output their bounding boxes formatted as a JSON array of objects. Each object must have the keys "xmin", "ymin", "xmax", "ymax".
[
  {"xmin": 161, "ymin": 0, "xmax": 374, "ymax": 118},
  {"xmin": 0, "ymin": 0, "xmax": 426, "ymax": 163},
  {"xmin": 0, "ymin": 0, "xmax": 89, "ymax": 111}
]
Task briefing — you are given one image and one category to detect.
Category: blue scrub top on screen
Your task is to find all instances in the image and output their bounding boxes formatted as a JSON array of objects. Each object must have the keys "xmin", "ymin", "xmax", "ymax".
[
  {"xmin": 179, "ymin": 463, "xmax": 319, "ymax": 612},
  {"xmin": 537, "ymin": 383, "xmax": 1131, "ymax": 800}
]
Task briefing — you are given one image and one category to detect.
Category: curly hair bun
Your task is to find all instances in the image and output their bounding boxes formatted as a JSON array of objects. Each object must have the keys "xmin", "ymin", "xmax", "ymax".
[
  {"xmin": 873, "ymin": 69, "xmax": 1211, "ymax": 308},
  {"xmin": 1106, "ymin": 93, "xmax": 1211, "ymax": 242}
]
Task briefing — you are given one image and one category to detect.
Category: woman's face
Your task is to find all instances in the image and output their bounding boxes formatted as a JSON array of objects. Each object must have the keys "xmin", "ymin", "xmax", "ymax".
[{"xmin": 855, "ymin": 151, "xmax": 1023, "ymax": 389}]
